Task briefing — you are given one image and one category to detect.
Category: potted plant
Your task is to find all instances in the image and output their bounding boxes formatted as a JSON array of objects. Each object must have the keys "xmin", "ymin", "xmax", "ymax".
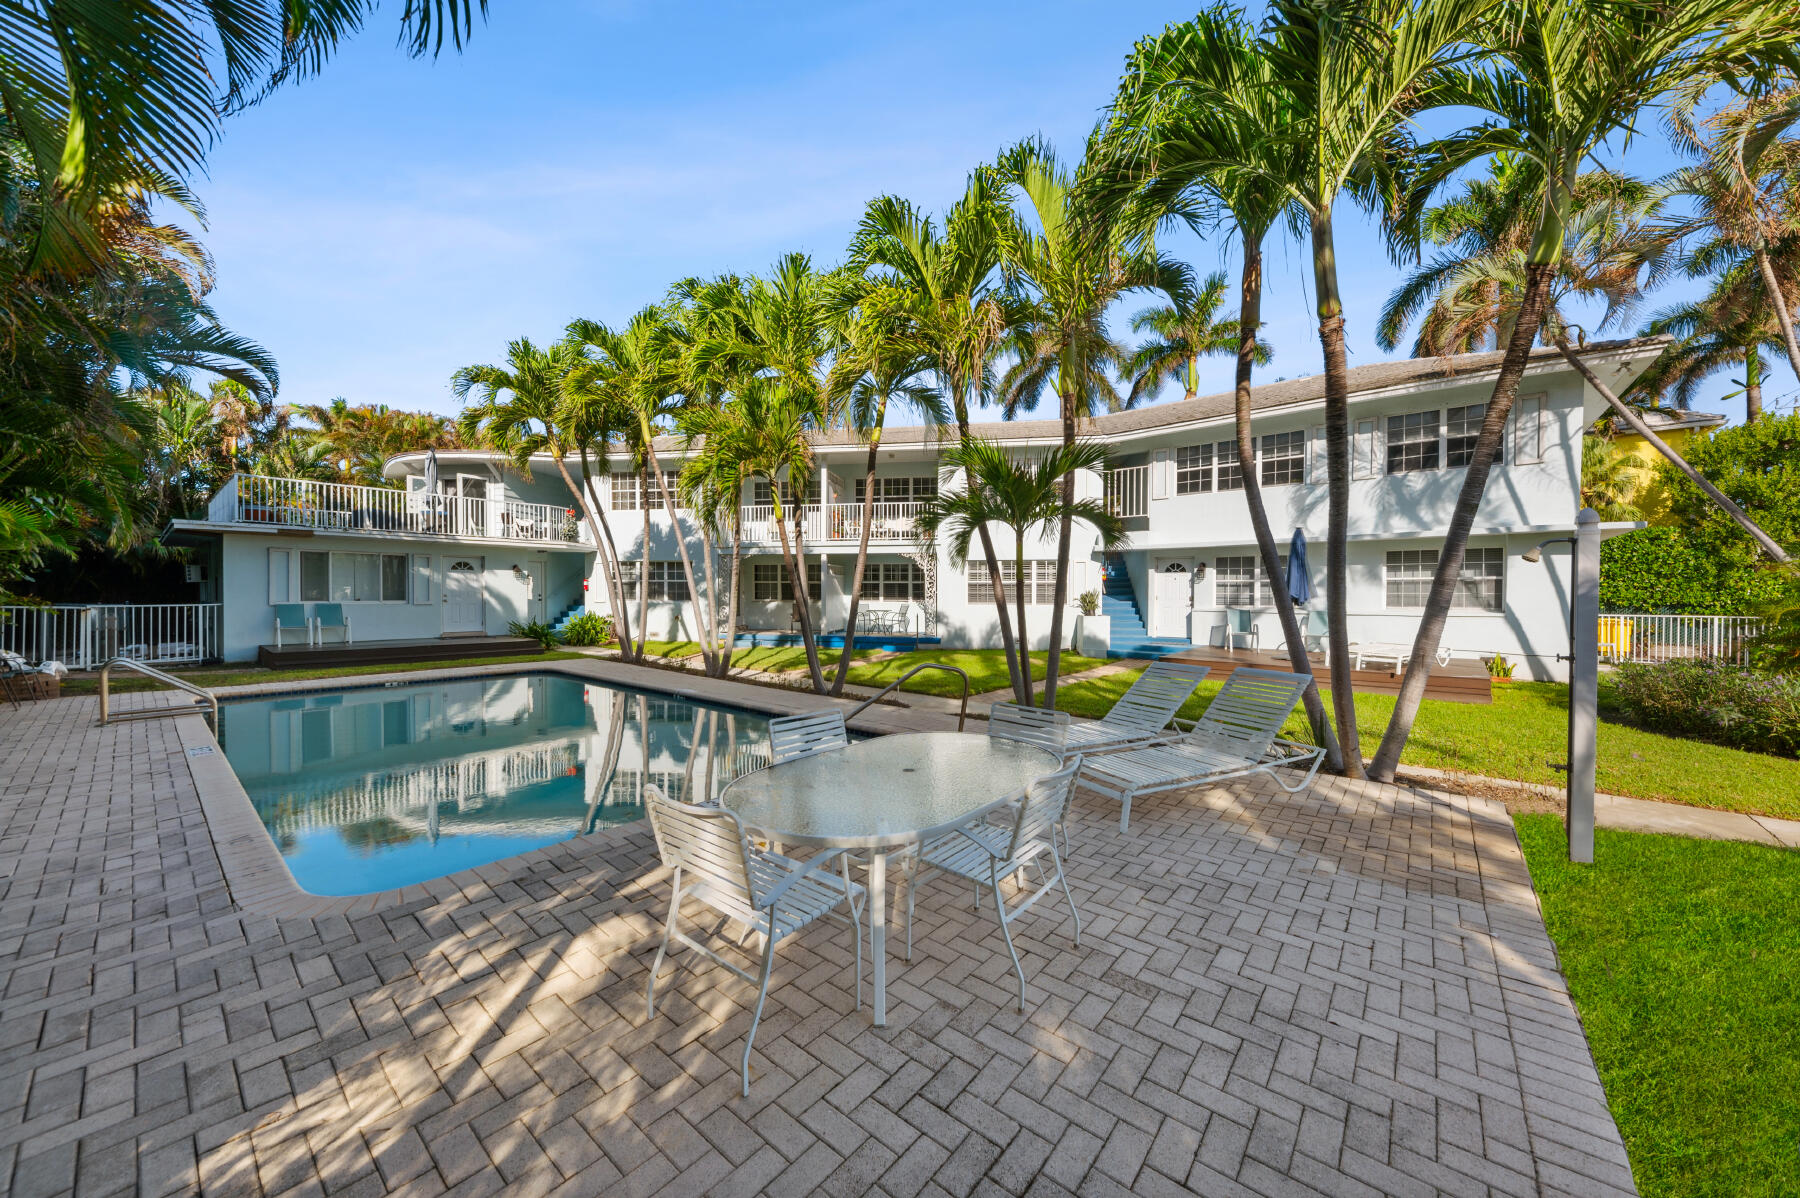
[
  {"xmin": 1486, "ymin": 653, "xmax": 1516, "ymax": 684},
  {"xmin": 1076, "ymin": 590, "xmax": 1109, "ymax": 657}
]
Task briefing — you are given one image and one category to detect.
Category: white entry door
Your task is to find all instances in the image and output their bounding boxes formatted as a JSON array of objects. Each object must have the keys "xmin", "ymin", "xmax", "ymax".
[
  {"xmin": 1151, "ymin": 560, "xmax": 1193, "ymax": 639},
  {"xmin": 442, "ymin": 558, "xmax": 485, "ymax": 634},
  {"xmin": 524, "ymin": 560, "xmax": 547, "ymax": 623}
]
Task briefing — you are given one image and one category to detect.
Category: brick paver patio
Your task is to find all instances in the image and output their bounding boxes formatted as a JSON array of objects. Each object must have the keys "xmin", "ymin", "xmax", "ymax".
[{"xmin": 0, "ymin": 684, "xmax": 1636, "ymax": 1197}]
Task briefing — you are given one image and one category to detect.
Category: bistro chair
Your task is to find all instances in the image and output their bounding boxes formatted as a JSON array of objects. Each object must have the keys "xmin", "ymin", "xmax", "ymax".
[
  {"xmin": 312, "ymin": 603, "xmax": 352, "ymax": 646},
  {"xmin": 642, "ymin": 785, "xmax": 865, "ymax": 1096},
  {"xmin": 272, "ymin": 604, "xmax": 311, "ymax": 649}
]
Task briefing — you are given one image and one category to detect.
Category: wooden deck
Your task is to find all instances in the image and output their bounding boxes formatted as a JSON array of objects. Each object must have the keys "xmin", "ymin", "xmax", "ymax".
[
  {"xmin": 255, "ymin": 635, "xmax": 543, "ymax": 669},
  {"xmin": 1160, "ymin": 645, "xmax": 1492, "ymax": 704}
]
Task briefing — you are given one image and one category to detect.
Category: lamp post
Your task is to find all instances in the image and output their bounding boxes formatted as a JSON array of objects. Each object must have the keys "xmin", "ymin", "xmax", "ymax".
[{"xmin": 1523, "ymin": 508, "xmax": 1601, "ymax": 863}]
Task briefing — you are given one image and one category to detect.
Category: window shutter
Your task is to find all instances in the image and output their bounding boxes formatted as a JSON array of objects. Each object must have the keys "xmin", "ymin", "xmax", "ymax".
[
  {"xmin": 412, "ymin": 555, "xmax": 433, "ymax": 605},
  {"xmin": 1351, "ymin": 419, "xmax": 1380, "ymax": 479},
  {"xmin": 1513, "ymin": 394, "xmax": 1547, "ymax": 463},
  {"xmin": 268, "ymin": 548, "xmax": 292, "ymax": 604},
  {"xmin": 1151, "ymin": 448, "xmax": 1171, "ymax": 500},
  {"xmin": 1308, "ymin": 426, "xmax": 1326, "ymax": 482}
]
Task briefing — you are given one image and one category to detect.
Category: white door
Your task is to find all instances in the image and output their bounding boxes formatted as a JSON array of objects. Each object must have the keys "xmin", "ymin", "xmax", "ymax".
[
  {"xmin": 442, "ymin": 558, "xmax": 485, "ymax": 634},
  {"xmin": 1151, "ymin": 560, "xmax": 1193, "ymax": 639},
  {"xmin": 524, "ymin": 560, "xmax": 547, "ymax": 624}
]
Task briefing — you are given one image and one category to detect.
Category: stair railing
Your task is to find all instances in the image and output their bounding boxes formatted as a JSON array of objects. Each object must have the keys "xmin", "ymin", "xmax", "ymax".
[{"xmin": 844, "ymin": 662, "xmax": 969, "ymax": 731}]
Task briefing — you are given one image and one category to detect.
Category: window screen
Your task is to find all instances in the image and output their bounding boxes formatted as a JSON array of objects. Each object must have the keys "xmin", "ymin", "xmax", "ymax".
[
  {"xmin": 1445, "ymin": 403, "xmax": 1501, "ymax": 468},
  {"xmin": 1260, "ymin": 431, "xmax": 1306, "ymax": 486},
  {"xmin": 299, "ymin": 551, "xmax": 329, "ymax": 602},
  {"xmin": 1214, "ymin": 556, "xmax": 1258, "ymax": 606},
  {"xmin": 1175, "ymin": 444, "xmax": 1212, "ymax": 494}
]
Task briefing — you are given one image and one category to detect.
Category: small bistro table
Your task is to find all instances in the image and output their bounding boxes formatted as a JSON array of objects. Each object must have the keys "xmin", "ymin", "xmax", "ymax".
[{"xmin": 720, "ymin": 731, "xmax": 1059, "ymax": 1026}]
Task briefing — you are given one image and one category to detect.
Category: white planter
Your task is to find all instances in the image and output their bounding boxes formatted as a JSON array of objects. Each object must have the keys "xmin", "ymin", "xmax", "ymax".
[{"xmin": 1076, "ymin": 613, "xmax": 1111, "ymax": 658}]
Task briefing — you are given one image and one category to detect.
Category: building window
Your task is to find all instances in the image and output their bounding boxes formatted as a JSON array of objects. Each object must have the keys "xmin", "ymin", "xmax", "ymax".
[
  {"xmin": 1384, "ymin": 547, "xmax": 1504, "ymax": 611},
  {"xmin": 1214, "ymin": 556, "xmax": 1258, "ymax": 606},
  {"xmin": 618, "ymin": 561, "xmax": 689, "ymax": 602},
  {"xmin": 1260, "ymin": 431, "xmax": 1306, "ymax": 486},
  {"xmin": 610, "ymin": 470, "xmax": 680, "ymax": 510},
  {"xmin": 1214, "ymin": 441, "xmax": 1244, "ymax": 490},
  {"xmin": 1386, "ymin": 410, "xmax": 1441, "ymax": 473},
  {"xmin": 855, "ymin": 476, "xmax": 937, "ymax": 503},
  {"xmin": 1175, "ymin": 443, "xmax": 1212, "ymax": 494},
  {"xmin": 329, "ymin": 552, "xmax": 408, "ymax": 602},
  {"xmin": 299, "ymin": 551, "xmax": 329, "ymax": 602},
  {"xmin": 860, "ymin": 562, "xmax": 927, "ymax": 601},
  {"xmin": 748, "ymin": 561, "xmax": 821, "ymax": 602},
  {"xmin": 1257, "ymin": 555, "xmax": 1291, "ymax": 607},
  {"xmin": 968, "ymin": 561, "xmax": 1056, "ymax": 605},
  {"xmin": 751, "ymin": 478, "xmax": 819, "ymax": 508},
  {"xmin": 610, "ymin": 472, "xmax": 639, "ymax": 510},
  {"xmin": 1446, "ymin": 404, "xmax": 1501, "ymax": 468}
]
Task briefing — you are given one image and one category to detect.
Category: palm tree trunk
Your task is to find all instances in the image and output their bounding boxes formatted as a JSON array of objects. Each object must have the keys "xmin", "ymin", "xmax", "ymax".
[
  {"xmin": 832, "ymin": 407, "xmax": 886, "ymax": 696},
  {"xmin": 1311, "ymin": 209, "xmax": 1364, "ymax": 778},
  {"xmin": 776, "ymin": 503, "xmax": 827, "ymax": 691},
  {"xmin": 636, "ymin": 468, "xmax": 651, "ymax": 658},
  {"xmin": 643, "ymin": 444, "xmax": 717, "ymax": 674},
  {"xmin": 953, "ymin": 385, "xmax": 1027, "ymax": 704},
  {"xmin": 720, "ymin": 508, "xmax": 743, "ymax": 674},
  {"xmin": 1558, "ymin": 338, "xmax": 1790, "ymax": 563},
  {"xmin": 1745, "ymin": 350, "xmax": 1764, "ymax": 424},
  {"xmin": 1015, "ymin": 538, "xmax": 1031, "ymax": 699},
  {"xmin": 577, "ymin": 461, "xmax": 633, "ymax": 659},
  {"xmin": 1756, "ymin": 247, "xmax": 1800, "ymax": 396},
  {"xmin": 1367, "ymin": 261, "xmax": 1557, "ymax": 783},
  {"xmin": 1233, "ymin": 243, "xmax": 1342, "ymax": 771},
  {"xmin": 562, "ymin": 452, "xmax": 632, "ymax": 661},
  {"xmin": 1042, "ymin": 394, "xmax": 1075, "ymax": 709}
]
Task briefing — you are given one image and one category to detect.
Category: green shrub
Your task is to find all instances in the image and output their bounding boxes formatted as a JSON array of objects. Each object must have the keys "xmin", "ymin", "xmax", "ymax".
[
  {"xmin": 559, "ymin": 612, "xmax": 613, "ymax": 647},
  {"xmin": 1612, "ymin": 660, "xmax": 1800, "ymax": 757},
  {"xmin": 507, "ymin": 620, "xmax": 562, "ymax": 651},
  {"xmin": 1599, "ymin": 527, "xmax": 1789, "ymax": 615}
]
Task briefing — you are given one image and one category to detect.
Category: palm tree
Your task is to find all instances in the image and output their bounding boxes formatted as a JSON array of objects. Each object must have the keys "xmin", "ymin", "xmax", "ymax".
[
  {"xmin": 1124, "ymin": 272, "xmax": 1265, "ymax": 405},
  {"xmin": 1086, "ymin": 5, "xmax": 1344, "ymax": 770},
  {"xmin": 1634, "ymin": 282, "xmax": 1789, "ymax": 422},
  {"xmin": 1580, "ymin": 437, "xmax": 1646, "ymax": 522},
  {"xmin": 917, "ymin": 438, "xmax": 1127, "ymax": 691},
  {"xmin": 1365, "ymin": 0, "xmax": 1797, "ymax": 782},
  {"xmin": 848, "ymin": 183, "xmax": 1034, "ymax": 704},
  {"xmin": 683, "ymin": 378, "xmax": 834, "ymax": 691},
  {"xmin": 994, "ymin": 137, "xmax": 1192, "ymax": 707},
  {"xmin": 824, "ymin": 277, "xmax": 946, "ymax": 695}
]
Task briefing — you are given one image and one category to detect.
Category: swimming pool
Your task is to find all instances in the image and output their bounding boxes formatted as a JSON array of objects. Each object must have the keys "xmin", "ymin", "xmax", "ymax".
[{"xmin": 216, "ymin": 672, "xmax": 773, "ymax": 896}]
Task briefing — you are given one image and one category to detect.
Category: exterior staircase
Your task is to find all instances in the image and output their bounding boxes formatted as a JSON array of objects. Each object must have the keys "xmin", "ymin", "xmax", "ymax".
[
  {"xmin": 1102, "ymin": 571, "xmax": 1193, "ymax": 660},
  {"xmin": 550, "ymin": 601, "xmax": 589, "ymax": 636}
]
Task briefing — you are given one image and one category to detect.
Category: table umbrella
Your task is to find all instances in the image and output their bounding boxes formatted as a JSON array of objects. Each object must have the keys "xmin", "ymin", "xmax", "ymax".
[
  {"xmin": 423, "ymin": 449, "xmax": 440, "ymax": 496},
  {"xmin": 1287, "ymin": 528, "xmax": 1312, "ymax": 604}
]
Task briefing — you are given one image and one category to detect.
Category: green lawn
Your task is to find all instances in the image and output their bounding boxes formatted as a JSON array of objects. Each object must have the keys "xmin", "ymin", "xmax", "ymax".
[
  {"xmin": 1053, "ymin": 670, "xmax": 1800, "ymax": 819},
  {"xmin": 633, "ymin": 640, "xmax": 875, "ymax": 675},
  {"xmin": 59, "ymin": 650, "xmax": 590, "ymax": 696},
  {"xmin": 1517, "ymin": 816, "xmax": 1800, "ymax": 1198},
  {"xmin": 845, "ymin": 649, "xmax": 1109, "ymax": 698}
]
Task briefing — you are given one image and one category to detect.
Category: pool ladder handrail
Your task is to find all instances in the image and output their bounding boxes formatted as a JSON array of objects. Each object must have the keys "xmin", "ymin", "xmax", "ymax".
[
  {"xmin": 97, "ymin": 656, "xmax": 219, "ymax": 729},
  {"xmin": 844, "ymin": 663, "xmax": 969, "ymax": 731}
]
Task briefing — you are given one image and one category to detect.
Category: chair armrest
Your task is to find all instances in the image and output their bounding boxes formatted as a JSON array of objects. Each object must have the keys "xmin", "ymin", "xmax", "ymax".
[{"xmin": 758, "ymin": 847, "xmax": 856, "ymax": 909}]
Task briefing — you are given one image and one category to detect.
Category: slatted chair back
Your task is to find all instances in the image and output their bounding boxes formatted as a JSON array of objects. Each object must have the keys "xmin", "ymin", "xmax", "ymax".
[
  {"xmin": 1187, "ymin": 668, "xmax": 1311, "ymax": 762},
  {"xmin": 1102, "ymin": 661, "xmax": 1208, "ymax": 732},
  {"xmin": 1306, "ymin": 608, "xmax": 1329, "ymax": 638},
  {"xmin": 644, "ymin": 784, "xmax": 757, "ymax": 909},
  {"xmin": 1005, "ymin": 755, "xmax": 1083, "ymax": 858},
  {"xmin": 987, "ymin": 702, "xmax": 1070, "ymax": 753},
  {"xmin": 768, "ymin": 711, "xmax": 848, "ymax": 764}
]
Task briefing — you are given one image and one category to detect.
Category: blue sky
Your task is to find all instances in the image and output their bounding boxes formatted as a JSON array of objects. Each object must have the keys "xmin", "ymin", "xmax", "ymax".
[{"xmin": 197, "ymin": 1, "xmax": 1793, "ymax": 426}]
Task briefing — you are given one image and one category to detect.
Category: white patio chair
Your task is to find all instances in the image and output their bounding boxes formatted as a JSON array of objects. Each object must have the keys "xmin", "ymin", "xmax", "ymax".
[
  {"xmin": 642, "ymin": 785, "xmax": 865, "ymax": 1096},
  {"xmin": 1350, "ymin": 641, "xmax": 1452, "ymax": 673},
  {"xmin": 768, "ymin": 710, "xmax": 848, "ymax": 764},
  {"xmin": 1078, "ymin": 667, "xmax": 1325, "ymax": 832},
  {"xmin": 904, "ymin": 755, "xmax": 1084, "ymax": 1012},
  {"xmin": 1059, "ymin": 660, "xmax": 1209, "ymax": 757}
]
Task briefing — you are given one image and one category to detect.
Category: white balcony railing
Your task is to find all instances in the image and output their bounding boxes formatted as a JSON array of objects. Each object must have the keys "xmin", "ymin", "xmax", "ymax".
[
  {"xmin": 737, "ymin": 501, "xmax": 924, "ymax": 545},
  {"xmin": 1, "ymin": 603, "xmax": 222, "ymax": 669},
  {"xmin": 1105, "ymin": 465, "xmax": 1149, "ymax": 519},
  {"xmin": 1599, "ymin": 613, "xmax": 1764, "ymax": 666},
  {"xmin": 207, "ymin": 474, "xmax": 589, "ymax": 545}
]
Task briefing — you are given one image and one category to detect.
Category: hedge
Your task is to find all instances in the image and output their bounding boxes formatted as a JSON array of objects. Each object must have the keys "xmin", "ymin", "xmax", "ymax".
[{"xmin": 1600, "ymin": 527, "xmax": 1789, "ymax": 616}]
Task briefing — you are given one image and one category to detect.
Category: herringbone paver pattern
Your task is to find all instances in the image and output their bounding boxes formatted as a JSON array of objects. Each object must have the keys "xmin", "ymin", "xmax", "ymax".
[{"xmin": 0, "ymin": 692, "xmax": 1636, "ymax": 1197}]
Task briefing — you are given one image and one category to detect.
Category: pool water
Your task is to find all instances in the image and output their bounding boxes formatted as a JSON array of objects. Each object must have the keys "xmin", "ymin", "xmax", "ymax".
[{"xmin": 217, "ymin": 673, "xmax": 772, "ymax": 896}]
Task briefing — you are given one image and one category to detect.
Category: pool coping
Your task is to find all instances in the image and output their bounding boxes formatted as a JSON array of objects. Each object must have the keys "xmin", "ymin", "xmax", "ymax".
[{"xmin": 179, "ymin": 656, "xmax": 961, "ymax": 918}]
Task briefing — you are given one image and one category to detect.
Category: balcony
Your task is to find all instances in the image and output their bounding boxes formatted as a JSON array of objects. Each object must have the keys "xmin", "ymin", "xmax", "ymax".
[
  {"xmin": 207, "ymin": 474, "xmax": 591, "ymax": 546},
  {"xmin": 737, "ymin": 502, "xmax": 924, "ymax": 545},
  {"xmin": 1105, "ymin": 465, "xmax": 1148, "ymax": 519}
]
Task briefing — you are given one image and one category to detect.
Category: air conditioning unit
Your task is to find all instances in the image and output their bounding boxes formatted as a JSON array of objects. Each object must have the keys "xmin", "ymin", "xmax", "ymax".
[{"xmin": 185, "ymin": 564, "xmax": 209, "ymax": 583}]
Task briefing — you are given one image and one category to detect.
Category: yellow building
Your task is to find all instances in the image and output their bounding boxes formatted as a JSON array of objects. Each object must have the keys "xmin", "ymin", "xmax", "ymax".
[{"xmin": 1611, "ymin": 407, "xmax": 1727, "ymax": 523}]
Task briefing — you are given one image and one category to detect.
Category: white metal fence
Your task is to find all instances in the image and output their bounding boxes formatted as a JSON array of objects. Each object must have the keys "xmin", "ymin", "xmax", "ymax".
[
  {"xmin": 209, "ymin": 474, "xmax": 590, "ymax": 545},
  {"xmin": 0, "ymin": 604, "xmax": 222, "ymax": 669},
  {"xmin": 1105, "ymin": 465, "xmax": 1149, "ymax": 519},
  {"xmin": 736, "ymin": 502, "xmax": 924, "ymax": 545},
  {"xmin": 1598, "ymin": 613, "xmax": 1764, "ymax": 666}
]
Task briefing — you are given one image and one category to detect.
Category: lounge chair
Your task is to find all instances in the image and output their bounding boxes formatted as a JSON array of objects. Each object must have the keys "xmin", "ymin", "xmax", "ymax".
[
  {"xmin": 1350, "ymin": 641, "xmax": 1450, "ymax": 673},
  {"xmin": 313, "ymin": 602, "xmax": 351, "ymax": 646},
  {"xmin": 904, "ymin": 756, "xmax": 1084, "ymax": 1012},
  {"xmin": 1058, "ymin": 660, "xmax": 1209, "ymax": 756},
  {"xmin": 273, "ymin": 604, "xmax": 311, "ymax": 649},
  {"xmin": 1078, "ymin": 667, "xmax": 1325, "ymax": 831},
  {"xmin": 768, "ymin": 710, "xmax": 848, "ymax": 764},
  {"xmin": 987, "ymin": 701, "xmax": 1070, "ymax": 753},
  {"xmin": 642, "ymin": 785, "xmax": 864, "ymax": 1096}
]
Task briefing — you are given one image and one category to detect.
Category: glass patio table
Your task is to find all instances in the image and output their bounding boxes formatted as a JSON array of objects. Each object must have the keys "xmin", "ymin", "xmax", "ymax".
[{"xmin": 721, "ymin": 731, "xmax": 1059, "ymax": 1025}]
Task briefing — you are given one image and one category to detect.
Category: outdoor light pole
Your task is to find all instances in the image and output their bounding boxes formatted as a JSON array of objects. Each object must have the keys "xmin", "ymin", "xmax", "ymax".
[{"xmin": 1525, "ymin": 508, "xmax": 1600, "ymax": 863}]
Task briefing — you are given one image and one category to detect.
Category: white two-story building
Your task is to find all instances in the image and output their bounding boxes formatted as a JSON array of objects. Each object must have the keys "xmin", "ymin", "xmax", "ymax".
[{"xmin": 163, "ymin": 337, "xmax": 1664, "ymax": 680}]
